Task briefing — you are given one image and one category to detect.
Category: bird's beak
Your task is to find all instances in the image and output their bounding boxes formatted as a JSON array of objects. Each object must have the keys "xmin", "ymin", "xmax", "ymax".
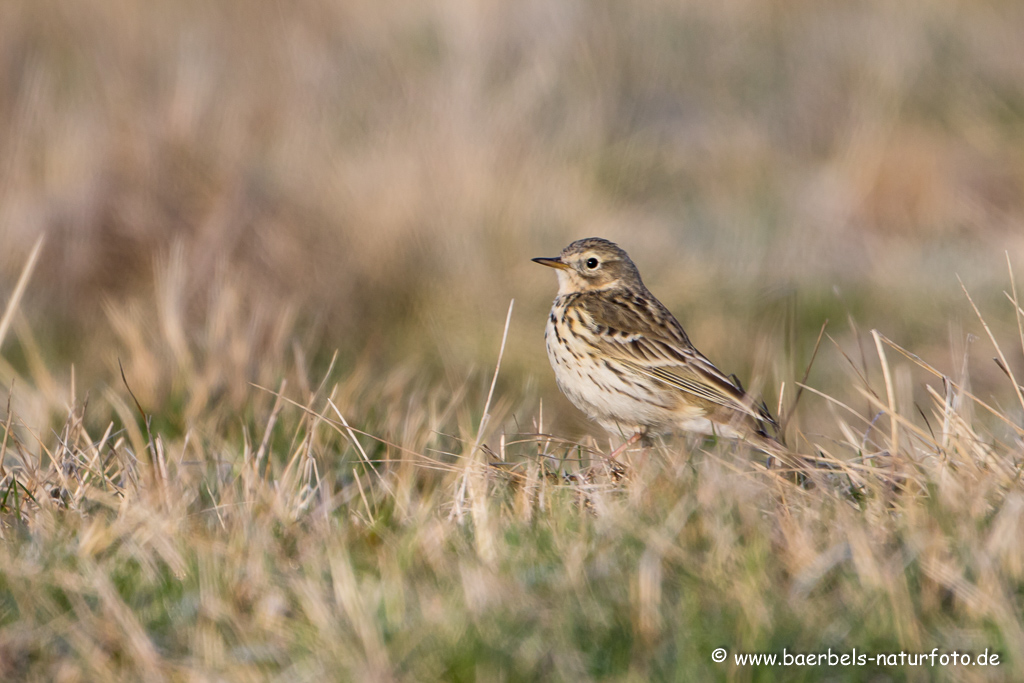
[{"xmin": 532, "ymin": 256, "xmax": 570, "ymax": 270}]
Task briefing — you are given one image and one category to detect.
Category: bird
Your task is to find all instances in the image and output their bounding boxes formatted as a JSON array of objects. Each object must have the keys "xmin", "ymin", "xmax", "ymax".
[{"xmin": 533, "ymin": 237, "xmax": 780, "ymax": 459}]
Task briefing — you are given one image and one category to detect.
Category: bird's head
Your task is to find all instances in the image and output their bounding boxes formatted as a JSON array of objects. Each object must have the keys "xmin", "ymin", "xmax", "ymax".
[{"xmin": 533, "ymin": 237, "xmax": 643, "ymax": 295}]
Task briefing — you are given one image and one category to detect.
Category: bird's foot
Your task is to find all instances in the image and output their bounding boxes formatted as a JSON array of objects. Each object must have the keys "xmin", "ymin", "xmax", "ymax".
[{"xmin": 607, "ymin": 431, "xmax": 644, "ymax": 461}]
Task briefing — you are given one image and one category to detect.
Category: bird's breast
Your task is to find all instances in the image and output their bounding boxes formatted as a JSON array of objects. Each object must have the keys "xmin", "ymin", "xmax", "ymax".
[{"xmin": 543, "ymin": 300, "xmax": 686, "ymax": 431}]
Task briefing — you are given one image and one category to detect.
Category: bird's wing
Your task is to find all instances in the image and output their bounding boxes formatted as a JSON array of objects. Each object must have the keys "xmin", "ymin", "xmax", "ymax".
[{"xmin": 578, "ymin": 291, "xmax": 777, "ymax": 429}]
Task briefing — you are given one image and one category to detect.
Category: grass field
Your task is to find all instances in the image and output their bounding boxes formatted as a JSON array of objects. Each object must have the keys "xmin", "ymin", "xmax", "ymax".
[{"xmin": 2, "ymin": 1, "xmax": 1024, "ymax": 681}]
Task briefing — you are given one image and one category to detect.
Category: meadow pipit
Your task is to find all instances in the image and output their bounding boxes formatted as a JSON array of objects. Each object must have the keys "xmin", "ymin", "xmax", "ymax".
[{"xmin": 534, "ymin": 238, "xmax": 779, "ymax": 456}]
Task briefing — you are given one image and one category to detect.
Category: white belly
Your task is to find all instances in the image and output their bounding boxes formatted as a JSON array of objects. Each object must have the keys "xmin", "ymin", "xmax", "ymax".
[{"xmin": 544, "ymin": 313, "xmax": 695, "ymax": 434}]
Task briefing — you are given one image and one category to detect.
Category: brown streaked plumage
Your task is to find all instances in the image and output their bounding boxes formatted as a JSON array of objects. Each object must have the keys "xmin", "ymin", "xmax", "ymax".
[{"xmin": 533, "ymin": 237, "xmax": 779, "ymax": 453}]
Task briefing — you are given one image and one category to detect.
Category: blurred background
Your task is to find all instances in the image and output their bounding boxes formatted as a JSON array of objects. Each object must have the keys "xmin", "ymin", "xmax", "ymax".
[{"xmin": 1, "ymin": 0, "xmax": 1023, "ymax": 437}]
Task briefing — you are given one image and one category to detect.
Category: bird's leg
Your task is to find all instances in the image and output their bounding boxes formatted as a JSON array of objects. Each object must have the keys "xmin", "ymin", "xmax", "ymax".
[{"xmin": 607, "ymin": 431, "xmax": 643, "ymax": 461}]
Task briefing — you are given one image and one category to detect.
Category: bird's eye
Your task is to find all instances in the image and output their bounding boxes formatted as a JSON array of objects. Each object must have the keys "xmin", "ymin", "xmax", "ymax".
[{"xmin": 585, "ymin": 257, "xmax": 599, "ymax": 269}]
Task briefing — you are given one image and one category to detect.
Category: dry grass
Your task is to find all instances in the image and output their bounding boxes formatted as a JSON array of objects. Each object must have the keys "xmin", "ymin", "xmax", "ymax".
[
  {"xmin": 1, "ymin": 242, "xmax": 1024, "ymax": 681},
  {"xmin": 2, "ymin": 0, "xmax": 1024, "ymax": 680}
]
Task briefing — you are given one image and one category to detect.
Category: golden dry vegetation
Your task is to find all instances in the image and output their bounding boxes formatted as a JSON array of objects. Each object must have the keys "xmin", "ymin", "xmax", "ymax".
[{"xmin": 2, "ymin": 1, "xmax": 1024, "ymax": 681}]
